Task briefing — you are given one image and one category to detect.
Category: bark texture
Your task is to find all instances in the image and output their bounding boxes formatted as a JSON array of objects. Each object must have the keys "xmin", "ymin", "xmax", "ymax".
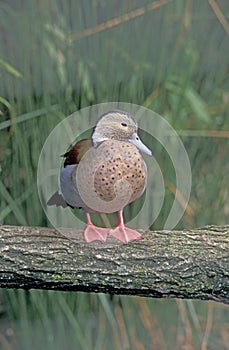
[{"xmin": 0, "ymin": 224, "xmax": 228, "ymax": 303}]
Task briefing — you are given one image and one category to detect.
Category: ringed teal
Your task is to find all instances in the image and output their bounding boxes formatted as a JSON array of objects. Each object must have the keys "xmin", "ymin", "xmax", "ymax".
[{"xmin": 48, "ymin": 110, "xmax": 152, "ymax": 243}]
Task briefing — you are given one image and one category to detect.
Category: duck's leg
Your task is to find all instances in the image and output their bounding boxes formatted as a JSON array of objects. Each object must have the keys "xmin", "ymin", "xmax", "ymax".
[
  {"xmin": 84, "ymin": 213, "xmax": 109, "ymax": 242},
  {"xmin": 109, "ymin": 210, "xmax": 142, "ymax": 243}
]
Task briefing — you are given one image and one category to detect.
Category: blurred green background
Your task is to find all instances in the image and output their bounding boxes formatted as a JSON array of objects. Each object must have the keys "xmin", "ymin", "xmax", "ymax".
[{"xmin": 0, "ymin": 0, "xmax": 228, "ymax": 349}]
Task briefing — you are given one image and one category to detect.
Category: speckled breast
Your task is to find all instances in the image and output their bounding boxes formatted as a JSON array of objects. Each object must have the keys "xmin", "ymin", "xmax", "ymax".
[{"xmin": 90, "ymin": 140, "xmax": 147, "ymax": 204}]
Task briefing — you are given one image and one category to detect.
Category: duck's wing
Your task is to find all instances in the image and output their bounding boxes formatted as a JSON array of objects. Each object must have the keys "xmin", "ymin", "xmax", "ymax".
[
  {"xmin": 63, "ymin": 139, "xmax": 93, "ymax": 167},
  {"xmin": 47, "ymin": 139, "xmax": 93, "ymax": 209}
]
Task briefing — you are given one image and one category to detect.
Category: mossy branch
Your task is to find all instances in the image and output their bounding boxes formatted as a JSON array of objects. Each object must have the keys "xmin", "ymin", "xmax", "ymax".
[{"xmin": 0, "ymin": 225, "xmax": 228, "ymax": 304}]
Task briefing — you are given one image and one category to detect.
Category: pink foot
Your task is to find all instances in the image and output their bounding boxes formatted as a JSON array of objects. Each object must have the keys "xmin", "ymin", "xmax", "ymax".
[
  {"xmin": 84, "ymin": 224, "xmax": 109, "ymax": 243},
  {"xmin": 84, "ymin": 213, "xmax": 109, "ymax": 243},
  {"xmin": 109, "ymin": 225, "xmax": 142, "ymax": 243}
]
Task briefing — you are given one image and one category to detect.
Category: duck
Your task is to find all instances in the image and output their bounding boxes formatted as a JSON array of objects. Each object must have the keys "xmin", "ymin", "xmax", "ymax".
[{"xmin": 48, "ymin": 110, "xmax": 152, "ymax": 243}]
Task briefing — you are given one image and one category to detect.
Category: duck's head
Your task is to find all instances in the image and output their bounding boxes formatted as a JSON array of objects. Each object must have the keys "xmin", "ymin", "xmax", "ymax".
[{"xmin": 92, "ymin": 110, "xmax": 152, "ymax": 156}]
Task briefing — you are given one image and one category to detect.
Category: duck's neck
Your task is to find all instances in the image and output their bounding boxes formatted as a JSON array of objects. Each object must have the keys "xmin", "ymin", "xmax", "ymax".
[{"xmin": 92, "ymin": 130, "xmax": 109, "ymax": 147}]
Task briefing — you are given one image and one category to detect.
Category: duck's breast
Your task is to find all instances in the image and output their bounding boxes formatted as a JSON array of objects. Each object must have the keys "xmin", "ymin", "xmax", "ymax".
[{"xmin": 89, "ymin": 140, "xmax": 147, "ymax": 205}]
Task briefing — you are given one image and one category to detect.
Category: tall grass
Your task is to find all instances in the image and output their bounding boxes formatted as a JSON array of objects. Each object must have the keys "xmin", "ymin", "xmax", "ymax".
[
  {"xmin": 0, "ymin": 0, "xmax": 228, "ymax": 349},
  {"xmin": 0, "ymin": 290, "xmax": 228, "ymax": 350}
]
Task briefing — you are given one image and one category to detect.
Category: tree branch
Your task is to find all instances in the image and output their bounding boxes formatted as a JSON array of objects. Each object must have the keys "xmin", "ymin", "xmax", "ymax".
[{"xmin": 0, "ymin": 225, "xmax": 228, "ymax": 303}]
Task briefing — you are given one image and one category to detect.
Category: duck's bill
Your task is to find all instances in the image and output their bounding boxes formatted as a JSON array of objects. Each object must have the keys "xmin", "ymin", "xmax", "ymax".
[{"xmin": 128, "ymin": 133, "xmax": 152, "ymax": 156}]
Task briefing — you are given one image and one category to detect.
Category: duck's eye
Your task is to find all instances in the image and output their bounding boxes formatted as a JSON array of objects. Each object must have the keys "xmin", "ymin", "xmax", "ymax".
[{"xmin": 121, "ymin": 122, "xmax": 127, "ymax": 127}]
